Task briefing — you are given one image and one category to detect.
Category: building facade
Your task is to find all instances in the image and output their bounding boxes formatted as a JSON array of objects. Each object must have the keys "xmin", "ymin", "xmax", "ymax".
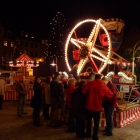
[{"xmin": 0, "ymin": 23, "xmax": 47, "ymax": 76}]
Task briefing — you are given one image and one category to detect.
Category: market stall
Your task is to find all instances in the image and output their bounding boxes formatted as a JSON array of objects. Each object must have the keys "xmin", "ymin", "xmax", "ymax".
[
  {"xmin": 4, "ymin": 83, "xmax": 34, "ymax": 100},
  {"xmin": 3, "ymin": 53, "xmax": 39, "ymax": 100}
]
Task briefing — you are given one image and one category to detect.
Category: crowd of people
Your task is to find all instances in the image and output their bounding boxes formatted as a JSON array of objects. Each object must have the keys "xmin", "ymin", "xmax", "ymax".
[{"xmin": 16, "ymin": 64, "xmax": 117, "ymax": 140}]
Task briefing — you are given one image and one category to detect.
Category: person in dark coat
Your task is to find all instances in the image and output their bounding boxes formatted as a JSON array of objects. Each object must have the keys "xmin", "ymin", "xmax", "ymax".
[
  {"xmin": 16, "ymin": 76, "xmax": 28, "ymax": 117},
  {"xmin": 102, "ymin": 77, "xmax": 117, "ymax": 136},
  {"xmin": 86, "ymin": 67, "xmax": 95, "ymax": 80},
  {"xmin": 69, "ymin": 64, "xmax": 79, "ymax": 81},
  {"xmin": 50, "ymin": 72, "xmax": 63, "ymax": 127},
  {"xmin": 32, "ymin": 76, "xmax": 43, "ymax": 127},
  {"xmin": 71, "ymin": 80, "xmax": 86, "ymax": 138},
  {"xmin": 43, "ymin": 76, "xmax": 52, "ymax": 120}
]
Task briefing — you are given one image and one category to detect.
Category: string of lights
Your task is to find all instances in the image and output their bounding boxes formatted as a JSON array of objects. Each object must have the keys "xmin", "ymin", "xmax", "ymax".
[{"xmin": 44, "ymin": 12, "xmax": 69, "ymax": 61}]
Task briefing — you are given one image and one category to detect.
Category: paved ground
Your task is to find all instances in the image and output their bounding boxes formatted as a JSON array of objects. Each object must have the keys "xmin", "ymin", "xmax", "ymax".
[{"xmin": 0, "ymin": 101, "xmax": 140, "ymax": 140}]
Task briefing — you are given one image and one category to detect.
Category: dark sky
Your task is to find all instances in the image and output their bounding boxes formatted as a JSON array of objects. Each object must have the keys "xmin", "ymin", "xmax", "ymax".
[{"xmin": 0, "ymin": 0, "xmax": 140, "ymax": 33}]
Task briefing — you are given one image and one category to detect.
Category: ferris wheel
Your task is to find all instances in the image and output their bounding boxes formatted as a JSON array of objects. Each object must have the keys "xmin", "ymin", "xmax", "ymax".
[{"xmin": 65, "ymin": 19, "xmax": 112, "ymax": 74}]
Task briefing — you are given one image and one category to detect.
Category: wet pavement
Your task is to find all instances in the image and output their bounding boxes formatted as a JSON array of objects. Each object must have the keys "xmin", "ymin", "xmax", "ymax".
[{"xmin": 0, "ymin": 101, "xmax": 140, "ymax": 140}]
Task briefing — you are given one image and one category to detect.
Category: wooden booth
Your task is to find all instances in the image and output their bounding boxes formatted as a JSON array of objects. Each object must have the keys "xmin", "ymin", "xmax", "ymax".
[{"xmin": 3, "ymin": 53, "xmax": 39, "ymax": 100}]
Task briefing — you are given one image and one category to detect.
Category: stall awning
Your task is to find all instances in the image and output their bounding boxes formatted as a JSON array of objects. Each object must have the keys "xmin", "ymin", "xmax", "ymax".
[
  {"xmin": 9, "ymin": 53, "xmax": 39, "ymax": 67},
  {"xmin": 16, "ymin": 53, "xmax": 33, "ymax": 61}
]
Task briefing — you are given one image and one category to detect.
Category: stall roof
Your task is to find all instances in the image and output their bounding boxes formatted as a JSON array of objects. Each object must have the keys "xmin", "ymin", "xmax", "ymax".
[{"xmin": 16, "ymin": 53, "xmax": 33, "ymax": 61}]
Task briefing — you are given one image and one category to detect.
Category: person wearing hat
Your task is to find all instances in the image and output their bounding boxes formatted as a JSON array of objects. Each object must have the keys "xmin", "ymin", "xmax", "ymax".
[
  {"xmin": 86, "ymin": 67, "xmax": 96, "ymax": 80},
  {"xmin": 102, "ymin": 77, "xmax": 117, "ymax": 136},
  {"xmin": 50, "ymin": 72, "xmax": 64, "ymax": 127},
  {"xmin": 82, "ymin": 73, "xmax": 114, "ymax": 140},
  {"xmin": 69, "ymin": 64, "xmax": 79, "ymax": 81}
]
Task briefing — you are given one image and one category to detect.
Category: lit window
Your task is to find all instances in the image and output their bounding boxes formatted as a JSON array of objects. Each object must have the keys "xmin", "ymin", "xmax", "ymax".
[
  {"xmin": 4, "ymin": 41, "xmax": 7, "ymax": 46},
  {"xmin": 25, "ymin": 32, "xmax": 28, "ymax": 37},
  {"xmin": 42, "ymin": 40, "xmax": 44, "ymax": 44},
  {"xmin": 31, "ymin": 33, "xmax": 34, "ymax": 39},
  {"xmin": 11, "ymin": 42, "xmax": 14, "ymax": 47}
]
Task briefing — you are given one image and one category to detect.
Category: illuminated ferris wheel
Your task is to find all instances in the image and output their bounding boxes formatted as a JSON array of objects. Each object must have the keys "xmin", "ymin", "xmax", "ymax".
[{"xmin": 65, "ymin": 19, "xmax": 112, "ymax": 74}]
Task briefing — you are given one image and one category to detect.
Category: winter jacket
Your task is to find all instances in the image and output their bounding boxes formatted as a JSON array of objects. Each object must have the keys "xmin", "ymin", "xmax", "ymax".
[
  {"xmin": 44, "ymin": 83, "xmax": 51, "ymax": 104},
  {"xmin": 50, "ymin": 80, "xmax": 64, "ymax": 102},
  {"xmin": 32, "ymin": 83, "xmax": 42, "ymax": 109},
  {"xmin": 102, "ymin": 81, "xmax": 117, "ymax": 108},
  {"xmin": 82, "ymin": 79, "xmax": 113, "ymax": 111},
  {"xmin": 65, "ymin": 85, "xmax": 76, "ymax": 109},
  {"xmin": 16, "ymin": 81, "xmax": 27, "ymax": 96},
  {"xmin": 71, "ymin": 87, "xmax": 86, "ymax": 120}
]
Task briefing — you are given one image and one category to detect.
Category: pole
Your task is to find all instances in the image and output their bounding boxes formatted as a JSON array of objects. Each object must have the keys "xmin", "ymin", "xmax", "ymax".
[
  {"xmin": 132, "ymin": 57, "xmax": 135, "ymax": 75},
  {"xmin": 132, "ymin": 41, "xmax": 140, "ymax": 75},
  {"xmin": 54, "ymin": 55, "xmax": 58, "ymax": 72},
  {"xmin": 56, "ymin": 65, "xmax": 58, "ymax": 72}
]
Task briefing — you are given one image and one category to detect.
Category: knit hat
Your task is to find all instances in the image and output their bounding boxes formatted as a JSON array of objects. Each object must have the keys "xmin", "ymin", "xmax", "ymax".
[{"xmin": 54, "ymin": 72, "xmax": 61, "ymax": 79}]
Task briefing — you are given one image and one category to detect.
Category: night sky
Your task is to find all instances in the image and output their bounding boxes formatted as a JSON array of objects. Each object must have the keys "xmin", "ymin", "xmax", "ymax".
[{"xmin": 0, "ymin": 0, "xmax": 140, "ymax": 33}]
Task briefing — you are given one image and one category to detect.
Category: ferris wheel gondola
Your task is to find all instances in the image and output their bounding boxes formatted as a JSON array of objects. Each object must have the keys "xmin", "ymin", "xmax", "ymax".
[{"xmin": 100, "ymin": 18, "xmax": 125, "ymax": 51}]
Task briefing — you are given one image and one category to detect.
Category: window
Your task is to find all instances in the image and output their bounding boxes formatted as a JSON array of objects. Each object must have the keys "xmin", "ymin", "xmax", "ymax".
[
  {"xmin": 42, "ymin": 40, "xmax": 44, "ymax": 44},
  {"xmin": 25, "ymin": 42, "xmax": 28, "ymax": 46},
  {"xmin": 4, "ymin": 41, "xmax": 7, "ymax": 46},
  {"xmin": 10, "ymin": 42, "xmax": 14, "ymax": 47},
  {"xmin": 21, "ymin": 31, "xmax": 24, "ymax": 37},
  {"xmin": 31, "ymin": 43, "xmax": 34, "ymax": 48},
  {"xmin": 45, "ymin": 41, "xmax": 48, "ymax": 45},
  {"xmin": 25, "ymin": 32, "xmax": 28, "ymax": 37},
  {"xmin": 4, "ymin": 51, "xmax": 7, "ymax": 57},
  {"xmin": 7, "ymin": 31, "xmax": 11, "ymax": 37},
  {"xmin": 20, "ymin": 41, "xmax": 23, "ymax": 46},
  {"xmin": 35, "ymin": 44, "xmax": 38, "ymax": 48},
  {"xmin": 31, "ymin": 33, "xmax": 34, "ymax": 39},
  {"xmin": 34, "ymin": 53, "xmax": 37, "ymax": 57},
  {"xmin": 30, "ymin": 52, "xmax": 33, "ymax": 57}
]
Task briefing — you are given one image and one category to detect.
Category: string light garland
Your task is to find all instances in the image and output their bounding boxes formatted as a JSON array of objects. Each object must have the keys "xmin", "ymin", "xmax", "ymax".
[{"xmin": 44, "ymin": 12, "xmax": 69, "ymax": 60}]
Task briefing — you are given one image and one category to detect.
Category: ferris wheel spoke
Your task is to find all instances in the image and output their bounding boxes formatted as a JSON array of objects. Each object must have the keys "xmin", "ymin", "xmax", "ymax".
[
  {"xmin": 91, "ymin": 54, "xmax": 112, "ymax": 64},
  {"xmin": 91, "ymin": 54, "xmax": 106, "ymax": 62},
  {"xmin": 70, "ymin": 38, "xmax": 85, "ymax": 49},
  {"xmin": 88, "ymin": 54, "xmax": 98, "ymax": 72},
  {"xmin": 86, "ymin": 20, "xmax": 101, "ymax": 50},
  {"xmin": 92, "ymin": 47, "xmax": 109, "ymax": 60},
  {"xmin": 77, "ymin": 58, "xmax": 88, "ymax": 74}
]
